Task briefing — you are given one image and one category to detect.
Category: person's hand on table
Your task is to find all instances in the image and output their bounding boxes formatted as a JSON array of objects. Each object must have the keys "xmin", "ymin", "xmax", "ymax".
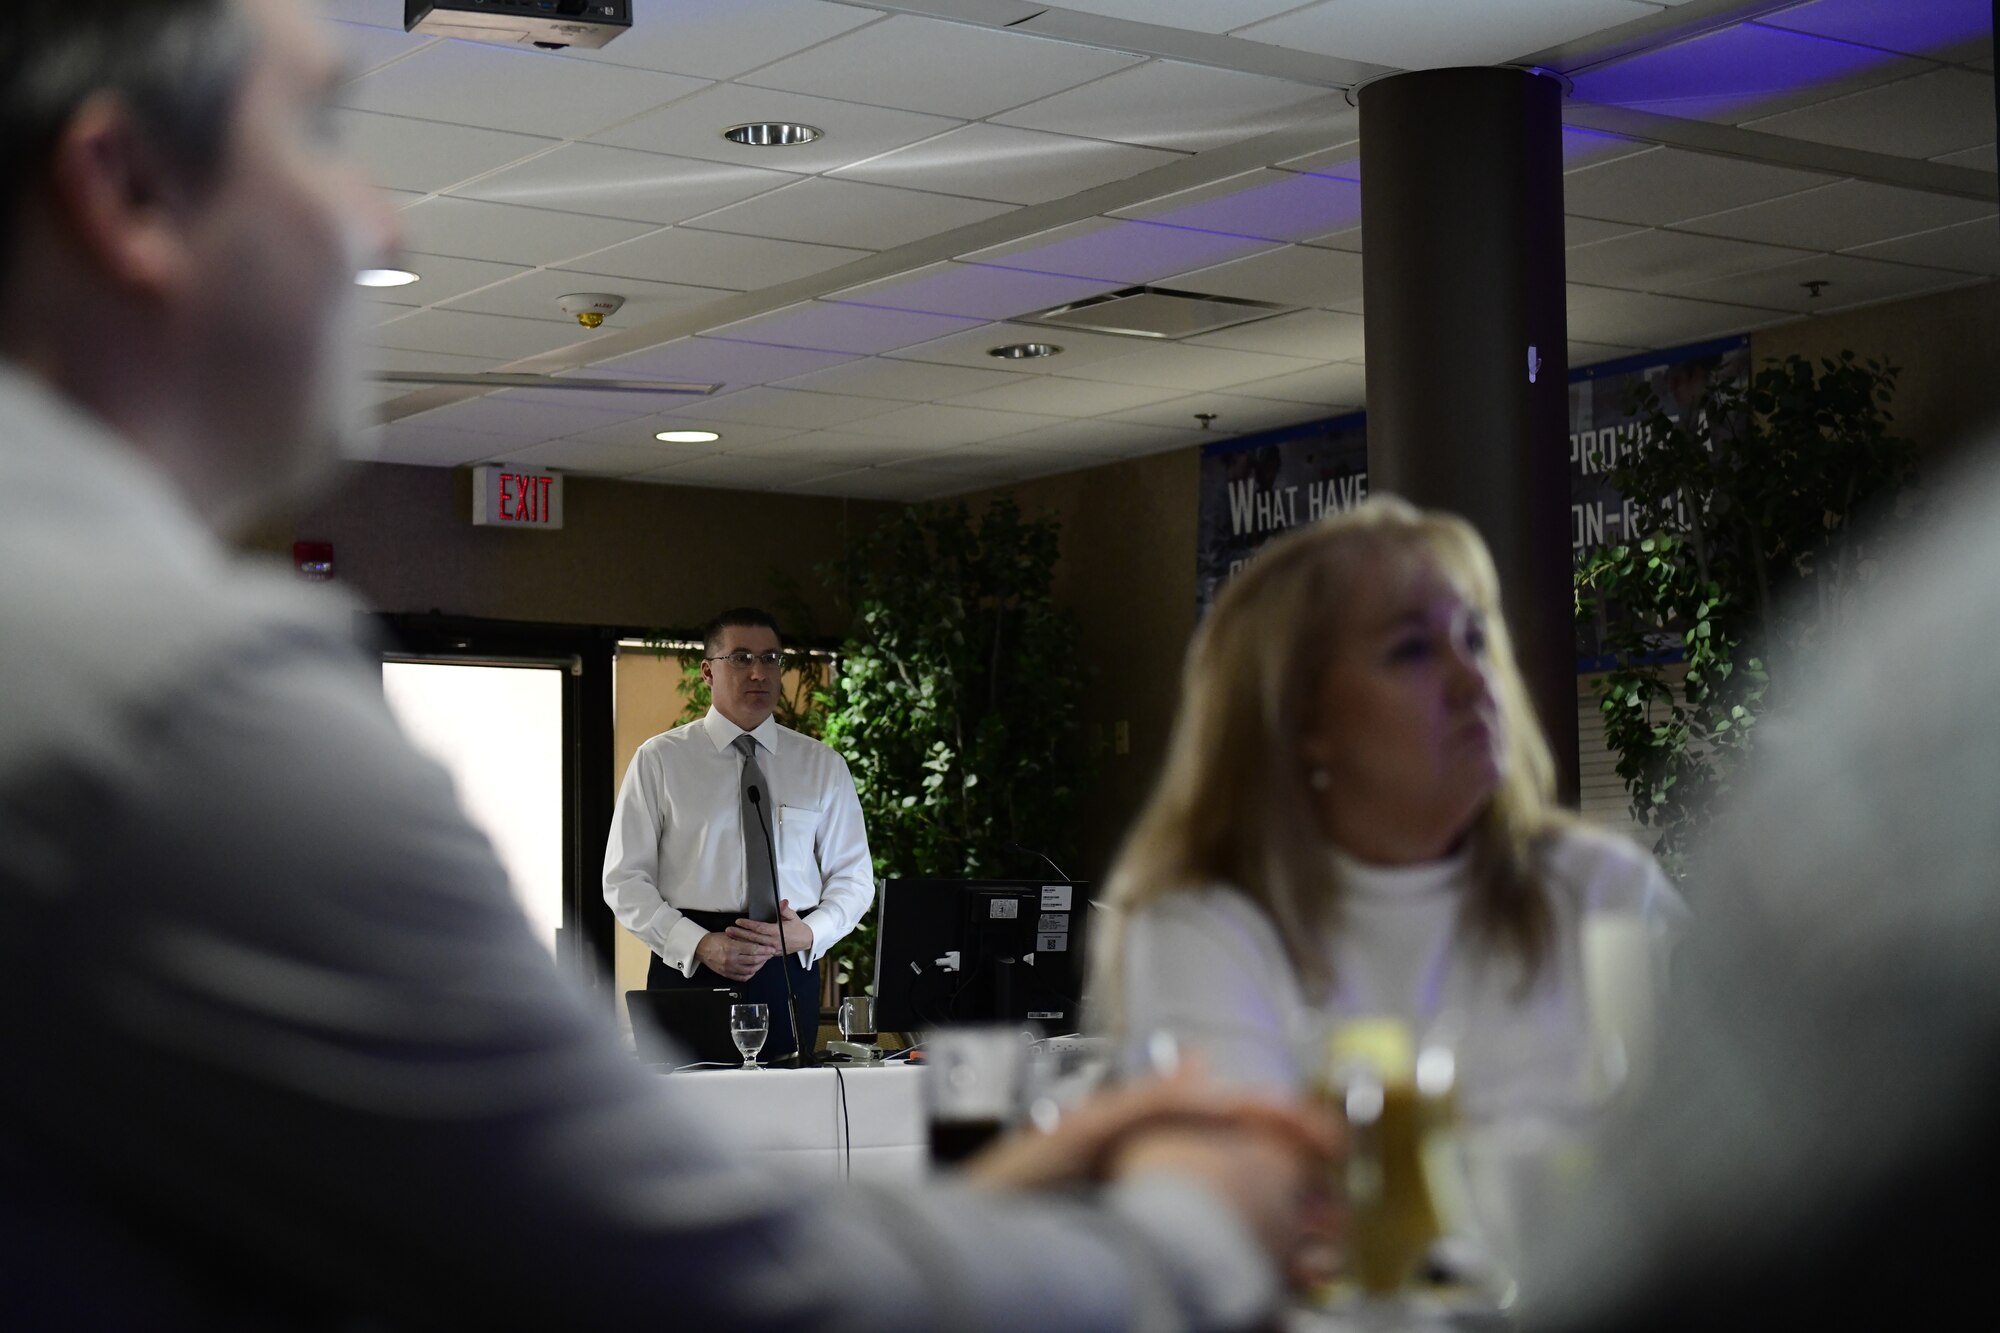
[
  {"xmin": 693, "ymin": 930, "xmax": 774, "ymax": 982},
  {"xmin": 961, "ymin": 1066, "xmax": 1344, "ymax": 1290},
  {"xmin": 725, "ymin": 898, "xmax": 815, "ymax": 959}
]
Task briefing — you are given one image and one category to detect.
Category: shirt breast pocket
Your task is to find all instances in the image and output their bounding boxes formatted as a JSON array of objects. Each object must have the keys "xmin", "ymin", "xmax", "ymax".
[{"xmin": 777, "ymin": 805, "xmax": 821, "ymax": 878}]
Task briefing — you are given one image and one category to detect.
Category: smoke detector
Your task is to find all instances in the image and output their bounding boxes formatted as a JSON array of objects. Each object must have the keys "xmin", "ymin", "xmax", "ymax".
[{"xmin": 558, "ymin": 292, "xmax": 625, "ymax": 329}]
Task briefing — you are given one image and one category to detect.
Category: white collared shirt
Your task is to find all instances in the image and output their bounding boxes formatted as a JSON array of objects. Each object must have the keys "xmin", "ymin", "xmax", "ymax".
[{"xmin": 602, "ymin": 705, "xmax": 874, "ymax": 975}]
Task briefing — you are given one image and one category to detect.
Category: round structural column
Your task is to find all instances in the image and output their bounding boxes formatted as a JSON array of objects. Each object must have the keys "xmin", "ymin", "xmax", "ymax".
[{"xmin": 1359, "ymin": 66, "xmax": 1578, "ymax": 803}]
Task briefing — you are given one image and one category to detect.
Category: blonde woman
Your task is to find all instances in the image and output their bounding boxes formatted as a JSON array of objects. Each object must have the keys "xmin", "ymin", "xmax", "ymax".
[{"xmin": 1099, "ymin": 498, "xmax": 1684, "ymax": 1123}]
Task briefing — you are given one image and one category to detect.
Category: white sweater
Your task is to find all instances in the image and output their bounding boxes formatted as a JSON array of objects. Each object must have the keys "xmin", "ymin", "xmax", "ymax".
[{"xmin": 1114, "ymin": 826, "xmax": 1686, "ymax": 1124}]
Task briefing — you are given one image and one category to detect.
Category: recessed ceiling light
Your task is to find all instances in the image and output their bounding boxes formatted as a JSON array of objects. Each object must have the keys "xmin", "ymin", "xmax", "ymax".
[
  {"xmin": 355, "ymin": 268, "xmax": 419, "ymax": 288},
  {"xmin": 722, "ymin": 122, "xmax": 822, "ymax": 147},
  {"xmin": 657, "ymin": 429, "xmax": 721, "ymax": 444},
  {"xmin": 988, "ymin": 342, "xmax": 1062, "ymax": 360}
]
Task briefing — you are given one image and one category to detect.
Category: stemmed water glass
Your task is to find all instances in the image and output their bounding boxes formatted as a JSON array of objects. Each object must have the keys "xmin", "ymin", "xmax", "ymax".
[{"xmin": 730, "ymin": 1002, "xmax": 770, "ymax": 1069}]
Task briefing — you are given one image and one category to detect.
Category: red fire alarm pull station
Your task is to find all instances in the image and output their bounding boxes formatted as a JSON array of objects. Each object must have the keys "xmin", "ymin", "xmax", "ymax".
[
  {"xmin": 294, "ymin": 541, "xmax": 335, "ymax": 581},
  {"xmin": 472, "ymin": 464, "xmax": 564, "ymax": 530}
]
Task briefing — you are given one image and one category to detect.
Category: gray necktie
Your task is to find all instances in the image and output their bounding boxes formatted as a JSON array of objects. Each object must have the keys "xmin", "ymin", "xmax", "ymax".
[{"xmin": 734, "ymin": 733, "xmax": 778, "ymax": 921}]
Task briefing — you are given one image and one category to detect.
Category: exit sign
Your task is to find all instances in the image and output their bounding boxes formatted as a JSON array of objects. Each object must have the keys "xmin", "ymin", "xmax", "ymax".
[{"xmin": 473, "ymin": 465, "xmax": 564, "ymax": 529}]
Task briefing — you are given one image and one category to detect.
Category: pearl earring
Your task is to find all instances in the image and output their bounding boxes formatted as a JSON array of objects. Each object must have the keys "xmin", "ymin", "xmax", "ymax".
[{"xmin": 1309, "ymin": 768, "xmax": 1332, "ymax": 791}]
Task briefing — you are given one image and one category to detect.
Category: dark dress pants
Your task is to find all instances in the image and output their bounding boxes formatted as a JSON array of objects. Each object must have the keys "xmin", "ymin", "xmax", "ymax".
[{"xmin": 647, "ymin": 907, "xmax": 818, "ymax": 1062}]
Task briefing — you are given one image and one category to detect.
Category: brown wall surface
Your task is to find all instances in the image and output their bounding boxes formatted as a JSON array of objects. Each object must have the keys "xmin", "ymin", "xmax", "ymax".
[
  {"xmin": 966, "ymin": 447, "xmax": 1201, "ymax": 882},
  {"xmin": 254, "ymin": 462, "xmax": 894, "ymax": 636},
  {"xmin": 1750, "ymin": 279, "xmax": 2000, "ymax": 467}
]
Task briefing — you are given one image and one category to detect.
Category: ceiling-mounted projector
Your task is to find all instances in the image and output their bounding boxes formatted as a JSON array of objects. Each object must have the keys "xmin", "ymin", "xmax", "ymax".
[{"xmin": 405, "ymin": 0, "xmax": 631, "ymax": 50}]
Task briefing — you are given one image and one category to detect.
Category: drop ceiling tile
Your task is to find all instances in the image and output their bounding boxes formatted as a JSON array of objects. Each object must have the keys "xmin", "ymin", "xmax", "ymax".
[
  {"xmin": 586, "ymin": 336, "xmax": 858, "ymax": 386},
  {"xmin": 559, "ymin": 226, "xmax": 870, "ymax": 290},
  {"xmin": 683, "ymin": 177, "xmax": 1014, "ymax": 250},
  {"xmin": 703, "ymin": 303, "xmax": 986, "ymax": 355},
  {"xmin": 655, "ymin": 386, "xmax": 906, "ymax": 429},
  {"xmin": 355, "ymin": 420, "xmax": 505, "ymax": 468},
  {"xmin": 337, "ymin": 39, "xmax": 708, "ymax": 140},
  {"xmin": 1302, "ymin": 225, "xmax": 1364, "ymax": 254},
  {"xmin": 1569, "ymin": 21, "xmax": 1930, "ymax": 124},
  {"xmin": 885, "ymin": 321, "xmax": 1152, "ymax": 373},
  {"xmin": 891, "ymin": 445, "xmax": 1060, "ymax": 476},
  {"xmin": 1239, "ymin": 0, "xmax": 1662, "ymax": 69},
  {"xmin": 995, "ymin": 418, "xmax": 1204, "ymax": 458},
  {"xmin": 1847, "ymin": 217, "xmax": 2000, "ymax": 274},
  {"xmin": 441, "ymin": 269, "xmax": 736, "ymax": 325},
  {"xmin": 1171, "ymin": 245, "xmax": 1365, "ymax": 307},
  {"xmin": 367, "ymin": 347, "xmax": 504, "ymax": 376},
  {"xmin": 1565, "ymin": 284, "xmax": 1790, "ymax": 346},
  {"xmin": 327, "ymin": 19, "xmax": 436, "ymax": 78},
  {"xmin": 1679, "ymin": 253, "xmax": 1978, "ymax": 313},
  {"xmin": 1972, "ymin": 56, "xmax": 1996, "ymax": 74},
  {"xmin": 1566, "ymin": 216, "xmax": 1651, "ymax": 247},
  {"xmin": 731, "ymin": 431, "xmax": 930, "ymax": 467},
  {"xmin": 1276, "ymin": 141, "xmax": 1363, "ymax": 178},
  {"xmin": 1053, "ymin": 0, "xmax": 1315, "ymax": 31},
  {"xmin": 1185, "ymin": 309, "xmax": 1367, "ymax": 360},
  {"xmin": 963, "ymin": 219, "xmax": 1284, "ymax": 283},
  {"xmin": 1114, "ymin": 171, "xmax": 1364, "ymax": 243},
  {"xmin": 1067, "ymin": 344, "xmax": 1322, "ymax": 392},
  {"xmin": 1570, "ymin": 340, "xmax": 1646, "ymax": 368},
  {"xmin": 362, "ymin": 253, "xmax": 532, "ymax": 309},
  {"xmin": 451, "ymin": 144, "xmax": 798, "ymax": 226},
  {"xmin": 776, "ymin": 467, "xmax": 972, "ymax": 500},
  {"xmin": 398, "ymin": 197, "xmax": 659, "ymax": 267},
  {"xmin": 1222, "ymin": 362, "xmax": 1371, "ymax": 406},
  {"xmin": 832, "ymin": 123, "xmax": 1182, "ymax": 206},
  {"xmin": 1932, "ymin": 143, "xmax": 1998, "ymax": 171},
  {"xmin": 493, "ymin": 434, "xmax": 722, "ymax": 476},
  {"xmin": 737, "ymin": 15, "xmax": 1141, "ymax": 119},
  {"xmin": 1561, "ymin": 147, "xmax": 1836, "ymax": 226},
  {"xmin": 564, "ymin": 0, "xmax": 881, "ymax": 79},
  {"xmin": 1680, "ymin": 179, "xmax": 1998, "ymax": 251},
  {"xmin": 590, "ymin": 83, "xmax": 965, "ymax": 174},
  {"xmin": 829, "ymin": 263, "xmax": 1117, "ymax": 320},
  {"xmin": 990, "ymin": 61, "xmax": 1337, "ymax": 153},
  {"xmin": 1755, "ymin": 0, "xmax": 1992, "ymax": 62},
  {"xmin": 1744, "ymin": 69, "xmax": 1997, "ymax": 160},
  {"xmin": 488, "ymin": 384, "xmax": 717, "ymax": 418},
  {"xmin": 772, "ymin": 356, "xmax": 1020, "ymax": 401},
  {"xmin": 1565, "ymin": 229, "xmax": 1816, "ymax": 291},
  {"xmin": 637, "ymin": 454, "xmax": 855, "ymax": 490},
  {"xmin": 370, "ymin": 308, "xmax": 595, "ymax": 362},
  {"xmin": 332, "ymin": 109, "xmax": 554, "ymax": 195},
  {"xmin": 410, "ymin": 396, "xmax": 640, "ymax": 442},
  {"xmin": 560, "ymin": 414, "xmax": 803, "ymax": 452},
  {"xmin": 940, "ymin": 376, "xmax": 1190, "ymax": 416},
  {"xmin": 1102, "ymin": 392, "xmax": 1335, "ymax": 434},
  {"xmin": 1562, "ymin": 127, "xmax": 1656, "ymax": 172},
  {"xmin": 851, "ymin": 402, "xmax": 1067, "ymax": 443}
]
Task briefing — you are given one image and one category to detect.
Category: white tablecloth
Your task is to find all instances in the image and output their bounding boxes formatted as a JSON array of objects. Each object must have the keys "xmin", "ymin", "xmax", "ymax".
[{"xmin": 663, "ymin": 1063, "xmax": 928, "ymax": 1183}]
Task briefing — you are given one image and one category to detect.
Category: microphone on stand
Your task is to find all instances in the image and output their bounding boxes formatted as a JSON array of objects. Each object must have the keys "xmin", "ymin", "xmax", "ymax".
[
  {"xmin": 1007, "ymin": 841, "xmax": 1073, "ymax": 882},
  {"xmin": 748, "ymin": 785, "xmax": 812, "ymax": 1067}
]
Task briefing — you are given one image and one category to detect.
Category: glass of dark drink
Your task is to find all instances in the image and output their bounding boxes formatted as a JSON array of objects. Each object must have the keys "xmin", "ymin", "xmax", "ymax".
[{"xmin": 924, "ymin": 1027, "xmax": 1030, "ymax": 1169}]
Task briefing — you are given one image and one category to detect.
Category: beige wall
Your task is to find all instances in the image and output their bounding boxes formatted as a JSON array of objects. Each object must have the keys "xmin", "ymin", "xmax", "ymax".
[{"xmin": 252, "ymin": 462, "xmax": 893, "ymax": 635}]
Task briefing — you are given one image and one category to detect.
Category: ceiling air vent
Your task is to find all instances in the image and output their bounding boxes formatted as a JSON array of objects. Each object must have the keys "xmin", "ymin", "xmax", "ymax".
[{"xmin": 1021, "ymin": 286, "xmax": 1297, "ymax": 340}]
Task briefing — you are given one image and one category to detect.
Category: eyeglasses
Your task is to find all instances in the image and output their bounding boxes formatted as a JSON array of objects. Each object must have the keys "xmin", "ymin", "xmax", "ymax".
[{"xmin": 704, "ymin": 650, "xmax": 784, "ymax": 669}]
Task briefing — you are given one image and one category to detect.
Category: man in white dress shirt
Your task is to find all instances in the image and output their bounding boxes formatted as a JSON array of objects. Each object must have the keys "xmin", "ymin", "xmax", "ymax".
[{"xmin": 603, "ymin": 606, "xmax": 874, "ymax": 1060}]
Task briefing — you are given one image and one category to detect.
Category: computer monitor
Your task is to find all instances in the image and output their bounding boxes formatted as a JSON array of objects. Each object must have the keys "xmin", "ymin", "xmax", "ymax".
[{"xmin": 872, "ymin": 879, "xmax": 1091, "ymax": 1035}]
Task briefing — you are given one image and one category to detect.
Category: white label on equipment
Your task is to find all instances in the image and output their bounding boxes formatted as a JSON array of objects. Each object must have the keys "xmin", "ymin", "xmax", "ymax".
[
  {"xmin": 1037, "ymin": 934, "xmax": 1069, "ymax": 952},
  {"xmin": 1037, "ymin": 913, "xmax": 1069, "ymax": 934},
  {"xmin": 990, "ymin": 899, "xmax": 1019, "ymax": 919},
  {"xmin": 1041, "ymin": 885, "xmax": 1072, "ymax": 910}
]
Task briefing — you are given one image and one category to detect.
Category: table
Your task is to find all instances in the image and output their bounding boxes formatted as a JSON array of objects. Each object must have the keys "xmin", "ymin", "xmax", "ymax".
[{"xmin": 663, "ymin": 1062, "xmax": 927, "ymax": 1183}]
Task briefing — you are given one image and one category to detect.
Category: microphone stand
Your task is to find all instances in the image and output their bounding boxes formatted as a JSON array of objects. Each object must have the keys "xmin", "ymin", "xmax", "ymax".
[
  {"xmin": 747, "ymin": 786, "xmax": 811, "ymax": 1067},
  {"xmin": 1007, "ymin": 841, "xmax": 1073, "ymax": 882}
]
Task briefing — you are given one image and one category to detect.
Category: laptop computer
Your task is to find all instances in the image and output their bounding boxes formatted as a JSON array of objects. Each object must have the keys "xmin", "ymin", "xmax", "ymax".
[{"xmin": 626, "ymin": 988, "xmax": 742, "ymax": 1068}]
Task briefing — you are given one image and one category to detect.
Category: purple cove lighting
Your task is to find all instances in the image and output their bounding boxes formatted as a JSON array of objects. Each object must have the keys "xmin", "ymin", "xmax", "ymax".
[
  {"xmin": 1757, "ymin": 0, "xmax": 1991, "ymax": 58},
  {"xmin": 829, "ymin": 265, "xmax": 1117, "ymax": 320},
  {"xmin": 1570, "ymin": 22, "xmax": 1912, "ymax": 123},
  {"xmin": 705, "ymin": 303, "xmax": 985, "ymax": 356},
  {"xmin": 1132, "ymin": 173, "xmax": 1363, "ymax": 244},
  {"xmin": 970, "ymin": 220, "xmax": 1283, "ymax": 284}
]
